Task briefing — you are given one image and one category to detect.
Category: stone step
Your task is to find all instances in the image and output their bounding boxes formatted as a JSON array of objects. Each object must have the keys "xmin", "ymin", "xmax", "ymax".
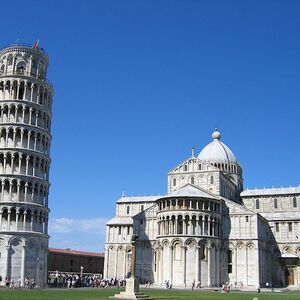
[{"xmin": 109, "ymin": 292, "xmax": 153, "ymax": 299}]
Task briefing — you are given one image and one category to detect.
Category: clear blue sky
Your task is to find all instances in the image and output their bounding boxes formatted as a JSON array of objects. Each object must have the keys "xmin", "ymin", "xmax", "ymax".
[{"xmin": 2, "ymin": 0, "xmax": 300, "ymax": 251}]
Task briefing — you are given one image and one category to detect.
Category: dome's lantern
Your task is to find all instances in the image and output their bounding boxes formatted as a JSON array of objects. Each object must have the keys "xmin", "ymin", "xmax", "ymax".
[
  {"xmin": 198, "ymin": 129, "xmax": 238, "ymax": 164},
  {"xmin": 212, "ymin": 128, "xmax": 221, "ymax": 140}
]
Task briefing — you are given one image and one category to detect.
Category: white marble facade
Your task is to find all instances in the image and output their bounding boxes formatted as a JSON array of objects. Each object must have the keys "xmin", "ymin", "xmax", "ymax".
[
  {"xmin": 0, "ymin": 44, "xmax": 53, "ymax": 286},
  {"xmin": 105, "ymin": 130, "xmax": 300, "ymax": 287}
]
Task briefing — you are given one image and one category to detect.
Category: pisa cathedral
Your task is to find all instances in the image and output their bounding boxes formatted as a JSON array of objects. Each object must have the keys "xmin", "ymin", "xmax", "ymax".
[
  {"xmin": 0, "ymin": 44, "xmax": 52, "ymax": 286},
  {"xmin": 105, "ymin": 130, "xmax": 300, "ymax": 287}
]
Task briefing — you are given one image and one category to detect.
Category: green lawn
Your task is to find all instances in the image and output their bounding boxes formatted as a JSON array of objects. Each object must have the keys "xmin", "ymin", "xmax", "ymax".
[{"xmin": 0, "ymin": 288, "xmax": 299, "ymax": 300}]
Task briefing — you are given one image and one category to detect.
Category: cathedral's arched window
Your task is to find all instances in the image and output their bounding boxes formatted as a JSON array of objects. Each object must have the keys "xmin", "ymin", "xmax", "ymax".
[
  {"xmin": 245, "ymin": 216, "xmax": 249, "ymax": 222},
  {"xmin": 126, "ymin": 206, "xmax": 130, "ymax": 215},
  {"xmin": 210, "ymin": 176, "xmax": 214, "ymax": 185},
  {"xmin": 255, "ymin": 199, "xmax": 260, "ymax": 210},
  {"xmin": 293, "ymin": 197, "xmax": 297, "ymax": 208},
  {"xmin": 228, "ymin": 250, "xmax": 233, "ymax": 273},
  {"xmin": 184, "ymin": 165, "xmax": 187, "ymax": 171},
  {"xmin": 274, "ymin": 198, "xmax": 278, "ymax": 209},
  {"xmin": 173, "ymin": 178, "xmax": 176, "ymax": 186},
  {"xmin": 288, "ymin": 222, "xmax": 293, "ymax": 232},
  {"xmin": 191, "ymin": 177, "xmax": 194, "ymax": 184},
  {"xmin": 275, "ymin": 223, "xmax": 279, "ymax": 232},
  {"xmin": 141, "ymin": 204, "xmax": 144, "ymax": 211},
  {"xmin": 118, "ymin": 227, "xmax": 121, "ymax": 235},
  {"xmin": 198, "ymin": 164, "xmax": 201, "ymax": 170}
]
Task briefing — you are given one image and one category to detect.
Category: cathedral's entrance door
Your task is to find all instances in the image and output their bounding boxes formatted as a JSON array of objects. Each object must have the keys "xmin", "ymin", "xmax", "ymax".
[{"xmin": 287, "ymin": 268, "xmax": 295, "ymax": 285}]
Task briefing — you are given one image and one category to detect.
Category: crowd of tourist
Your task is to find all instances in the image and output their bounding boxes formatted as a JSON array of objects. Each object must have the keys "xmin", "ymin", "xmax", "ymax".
[
  {"xmin": 0, "ymin": 276, "xmax": 36, "ymax": 289},
  {"xmin": 47, "ymin": 273, "xmax": 126, "ymax": 289}
]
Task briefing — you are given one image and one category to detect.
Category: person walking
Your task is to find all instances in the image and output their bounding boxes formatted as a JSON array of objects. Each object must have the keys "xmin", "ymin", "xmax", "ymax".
[{"xmin": 192, "ymin": 279, "xmax": 195, "ymax": 290}]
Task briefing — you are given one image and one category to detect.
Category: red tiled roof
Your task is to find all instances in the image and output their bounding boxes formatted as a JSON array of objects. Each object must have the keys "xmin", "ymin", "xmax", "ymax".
[{"xmin": 48, "ymin": 248, "xmax": 104, "ymax": 258}]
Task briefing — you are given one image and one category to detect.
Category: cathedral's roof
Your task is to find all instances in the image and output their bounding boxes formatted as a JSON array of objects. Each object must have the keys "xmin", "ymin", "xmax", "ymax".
[
  {"xmin": 107, "ymin": 216, "xmax": 133, "ymax": 225},
  {"xmin": 281, "ymin": 252, "xmax": 299, "ymax": 258},
  {"xmin": 241, "ymin": 186, "xmax": 300, "ymax": 197},
  {"xmin": 198, "ymin": 129, "xmax": 238, "ymax": 164},
  {"xmin": 117, "ymin": 195, "xmax": 161, "ymax": 203},
  {"xmin": 163, "ymin": 184, "xmax": 217, "ymax": 200}
]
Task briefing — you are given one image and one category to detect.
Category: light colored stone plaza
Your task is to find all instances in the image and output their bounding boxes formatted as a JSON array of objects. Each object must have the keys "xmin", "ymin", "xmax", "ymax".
[
  {"xmin": 105, "ymin": 129, "xmax": 300, "ymax": 288},
  {"xmin": 0, "ymin": 44, "xmax": 52, "ymax": 286}
]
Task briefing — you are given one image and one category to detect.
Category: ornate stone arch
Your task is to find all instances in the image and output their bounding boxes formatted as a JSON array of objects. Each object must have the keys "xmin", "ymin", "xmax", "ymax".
[
  {"xmin": 117, "ymin": 245, "xmax": 123, "ymax": 251},
  {"xmin": 236, "ymin": 241, "xmax": 244, "ymax": 249},
  {"xmin": 171, "ymin": 238, "xmax": 183, "ymax": 247},
  {"xmin": 125, "ymin": 245, "xmax": 131, "ymax": 252},
  {"xmin": 152, "ymin": 241, "xmax": 159, "ymax": 249},
  {"xmin": 8, "ymin": 236, "xmax": 24, "ymax": 247},
  {"xmin": 190, "ymin": 213, "xmax": 197, "ymax": 219},
  {"xmin": 282, "ymin": 245, "xmax": 295, "ymax": 254},
  {"xmin": 185, "ymin": 238, "xmax": 197, "ymax": 248},
  {"xmin": 161, "ymin": 239, "xmax": 170, "ymax": 248},
  {"xmin": 0, "ymin": 235, "xmax": 9, "ymax": 247},
  {"xmin": 108, "ymin": 245, "xmax": 114, "ymax": 251},
  {"xmin": 246, "ymin": 242, "xmax": 255, "ymax": 250},
  {"xmin": 198, "ymin": 238, "xmax": 207, "ymax": 247}
]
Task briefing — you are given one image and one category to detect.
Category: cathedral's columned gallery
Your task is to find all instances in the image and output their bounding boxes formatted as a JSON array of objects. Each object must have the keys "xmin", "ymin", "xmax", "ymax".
[{"xmin": 105, "ymin": 130, "xmax": 300, "ymax": 287}]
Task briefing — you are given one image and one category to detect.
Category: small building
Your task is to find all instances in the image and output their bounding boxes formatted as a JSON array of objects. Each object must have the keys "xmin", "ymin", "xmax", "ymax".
[{"xmin": 48, "ymin": 248, "xmax": 104, "ymax": 275}]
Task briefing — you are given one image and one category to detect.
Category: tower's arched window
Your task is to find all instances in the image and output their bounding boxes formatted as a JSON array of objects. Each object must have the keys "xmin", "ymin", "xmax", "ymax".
[
  {"xmin": 16, "ymin": 62, "xmax": 26, "ymax": 74},
  {"xmin": 198, "ymin": 164, "xmax": 201, "ymax": 170},
  {"xmin": 274, "ymin": 198, "xmax": 278, "ymax": 209},
  {"xmin": 31, "ymin": 59, "xmax": 37, "ymax": 75},
  {"xmin": 173, "ymin": 178, "xmax": 176, "ymax": 186},
  {"xmin": 210, "ymin": 176, "xmax": 214, "ymax": 185},
  {"xmin": 126, "ymin": 206, "xmax": 130, "ymax": 215},
  {"xmin": 293, "ymin": 197, "xmax": 297, "ymax": 208},
  {"xmin": 228, "ymin": 250, "xmax": 233, "ymax": 274},
  {"xmin": 255, "ymin": 199, "xmax": 260, "ymax": 210},
  {"xmin": 191, "ymin": 177, "xmax": 194, "ymax": 184},
  {"xmin": 7, "ymin": 55, "xmax": 13, "ymax": 66},
  {"xmin": 141, "ymin": 204, "xmax": 144, "ymax": 211}
]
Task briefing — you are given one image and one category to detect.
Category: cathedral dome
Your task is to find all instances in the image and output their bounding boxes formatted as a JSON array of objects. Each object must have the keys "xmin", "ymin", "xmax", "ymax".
[{"xmin": 198, "ymin": 129, "xmax": 238, "ymax": 164}]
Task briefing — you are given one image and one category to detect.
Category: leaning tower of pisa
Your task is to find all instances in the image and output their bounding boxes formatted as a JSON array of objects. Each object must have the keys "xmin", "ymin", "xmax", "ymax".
[{"xmin": 0, "ymin": 43, "xmax": 53, "ymax": 287}]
